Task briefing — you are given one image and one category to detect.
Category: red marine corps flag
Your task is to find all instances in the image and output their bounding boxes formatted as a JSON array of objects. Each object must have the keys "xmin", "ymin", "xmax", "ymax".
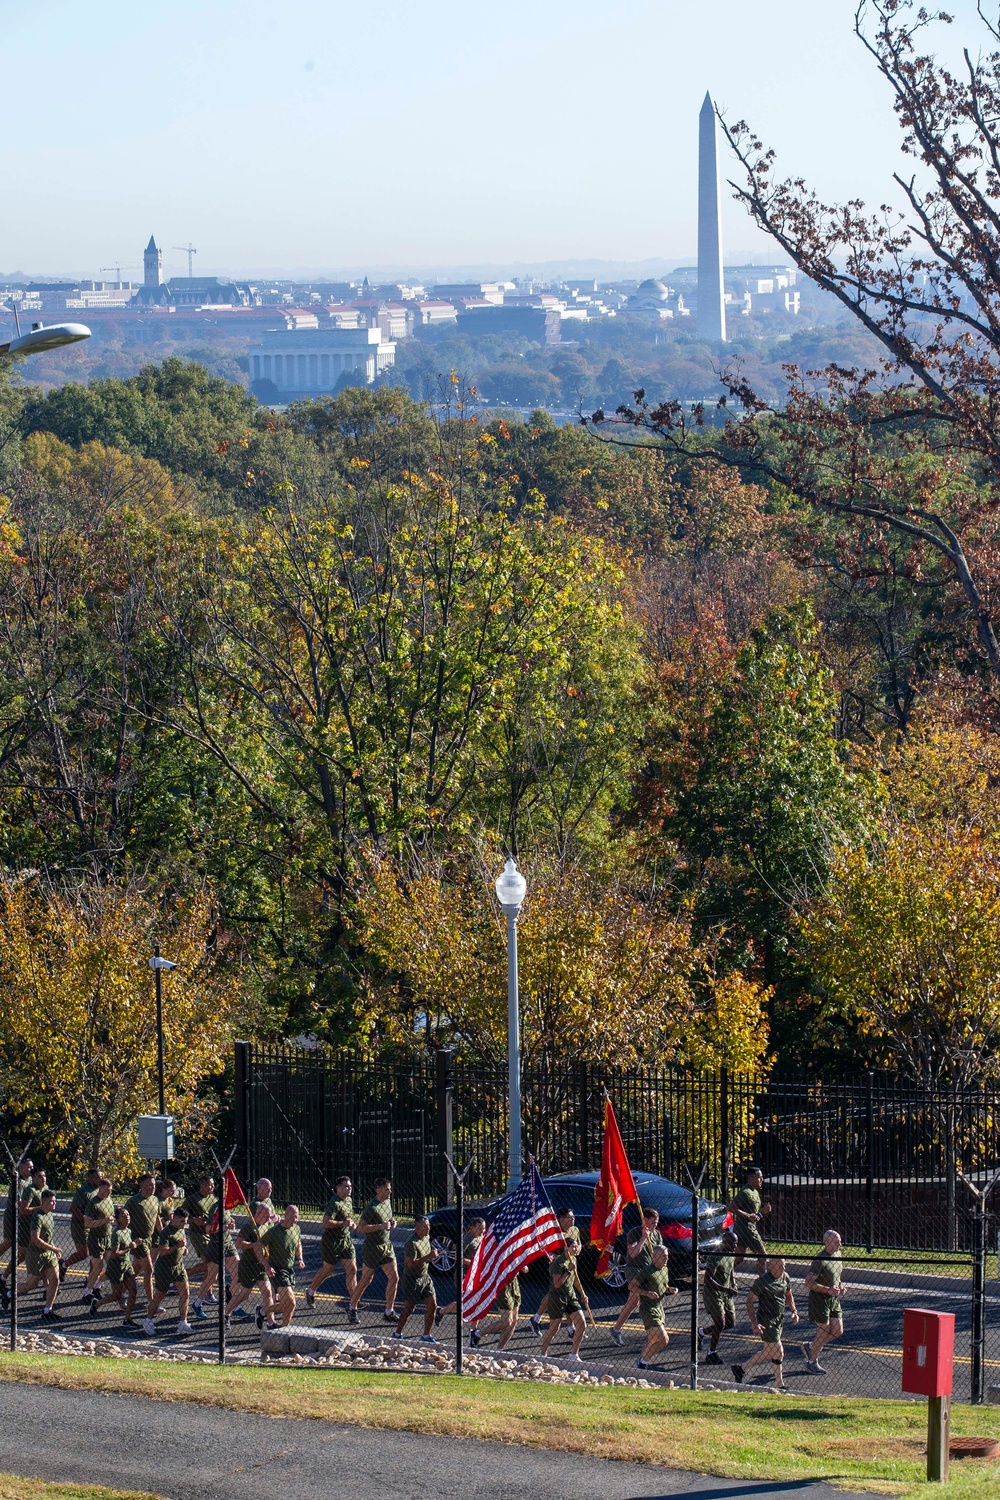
[{"xmin": 590, "ymin": 1095, "xmax": 639, "ymax": 1278}]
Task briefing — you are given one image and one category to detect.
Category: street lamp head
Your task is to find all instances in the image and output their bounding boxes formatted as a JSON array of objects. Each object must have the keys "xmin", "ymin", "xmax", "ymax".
[
  {"xmin": 495, "ymin": 857, "xmax": 527, "ymax": 913},
  {"xmin": 149, "ymin": 956, "xmax": 177, "ymax": 971}
]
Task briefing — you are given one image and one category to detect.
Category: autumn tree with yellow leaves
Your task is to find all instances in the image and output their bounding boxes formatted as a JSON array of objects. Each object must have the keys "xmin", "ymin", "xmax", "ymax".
[{"xmin": 0, "ymin": 874, "xmax": 243, "ymax": 1175}]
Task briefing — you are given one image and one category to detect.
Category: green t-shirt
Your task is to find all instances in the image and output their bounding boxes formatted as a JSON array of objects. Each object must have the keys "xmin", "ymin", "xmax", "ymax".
[
  {"xmin": 323, "ymin": 1194, "xmax": 354, "ymax": 1246},
  {"xmin": 87, "ymin": 1195, "xmax": 115, "ymax": 1242},
  {"xmin": 751, "ymin": 1270, "xmax": 790, "ymax": 1326},
  {"xmin": 704, "ymin": 1252, "xmax": 736, "ymax": 1292},
  {"xmin": 124, "ymin": 1191, "xmax": 160, "ymax": 1243},
  {"xmin": 250, "ymin": 1196, "xmax": 275, "ymax": 1221},
  {"xmin": 183, "ymin": 1191, "xmax": 217, "ymax": 1241},
  {"xmin": 734, "ymin": 1186, "xmax": 761, "ymax": 1218},
  {"xmin": 262, "ymin": 1222, "xmax": 301, "ymax": 1270},
  {"xmin": 71, "ymin": 1181, "xmax": 98, "ymax": 1222},
  {"xmin": 21, "ymin": 1183, "xmax": 42, "ymax": 1212},
  {"xmin": 358, "ymin": 1198, "xmax": 393, "ymax": 1258},
  {"xmin": 30, "ymin": 1207, "xmax": 55, "ymax": 1252},
  {"xmin": 626, "ymin": 1225, "xmax": 663, "ymax": 1274},
  {"xmin": 108, "ymin": 1225, "xmax": 133, "ymax": 1278},
  {"xmin": 809, "ymin": 1248, "xmax": 842, "ymax": 1293},
  {"xmin": 634, "ymin": 1264, "xmax": 671, "ymax": 1300},
  {"xmin": 156, "ymin": 1224, "xmax": 188, "ymax": 1277},
  {"xmin": 563, "ymin": 1225, "xmax": 583, "ymax": 1256},
  {"xmin": 18, "ymin": 1184, "xmax": 41, "ymax": 1242},
  {"xmin": 403, "ymin": 1234, "xmax": 433, "ymax": 1290},
  {"xmin": 548, "ymin": 1250, "xmax": 578, "ymax": 1307}
]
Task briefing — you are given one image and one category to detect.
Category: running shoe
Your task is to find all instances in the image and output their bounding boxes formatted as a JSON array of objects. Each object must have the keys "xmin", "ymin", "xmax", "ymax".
[
  {"xmin": 805, "ymin": 1359, "xmax": 827, "ymax": 1375},
  {"xmin": 88, "ymin": 1292, "xmax": 100, "ymax": 1317},
  {"xmin": 704, "ymin": 1351, "xmax": 722, "ymax": 1366},
  {"xmin": 40, "ymin": 1307, "xmax": 61, "ymax": 1320},
  {"xmin": 79, "ymin": 1291, "xmax": 95, "ymax": 1304},
  {"xmin": 383, "ymin": 1309, "xmax": 397, "ymax": 1322},
  {"xmin": 391, "ymin": 1331, "xmax": 404, "ymax": 1341},
  {"xmin": 800, "ymin": 1342, "xmax": 813, "ymax": 1364},
  {"xmin": 636, "ymin": 1359, "xmax": 649, "ymax": 1369},
  {"xmin": 254, "ymin": 1306, "xmax": 265, "ymax": 1331},
  {"xmin": 230, "ymin": 1307, "xmax": 250, "ymax": 1321},
  {"xmin": 434, "ymin": 1307, "xmax": 444, "ymax": 1327},
  {"xmin": 176, "ymin": 1319, "xmax": 192, "ymax": 1334},
  {"xmin": 469, "ymin": 1328, "xmax": 481, "ymax": 1347},
  {"xmin": 192, "ymin": 1303, "xmax": 208, "ymax": 1320},
  {"xmin": 697, "ymin": 1327, "xmax": 706, "ymax": 1350},
  {"xmin": 610, "ymin": 1329, "xmax": 624, "ymax": 1347},
  {"xmin": 731, "ymin": 1364, "xmax": 745, "ymax": 1383},
  {"xmin": 141, "ymin": 1317, "xmax": 156, "ymax": 1337},
  {"xmin": 305, "ymin": 1289, "xmax": 316, "ymax": 1309},
  {"xmin": 57, "ymin": 1259, "xmax": 66, "ymax": 1283},
  {"xmin": 566, "ymin": 1352, "xmax": 583, "ymax": 1365},
  {"xmin": 347, "ymin": 1307, "xmax": 359, "ymax": 1325},
  {"xmin": 529, "ymin": 1313, "xmax": 542, "ymax": 1336},
  {"xmin": 420, "ymin": 1335, "xmax": 440, "ymax": 1345},
  {"xmin": 122, "ymin": 1317, "xmax": 138, "ymax": 1328},
  {"xmin": 203, "ymin": 1292, "xmax": 218, "ymax": 1304}
]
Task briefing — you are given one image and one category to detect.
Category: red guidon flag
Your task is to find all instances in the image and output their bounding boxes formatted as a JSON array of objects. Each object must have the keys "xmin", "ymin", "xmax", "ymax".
[
  {"xmin": 590, "ymin": 1096, "xmax": 639, "ymax": 1278},
  {"xmin": 210, "ymin": 1167, "xmax": 249, "ymax": 1231}
]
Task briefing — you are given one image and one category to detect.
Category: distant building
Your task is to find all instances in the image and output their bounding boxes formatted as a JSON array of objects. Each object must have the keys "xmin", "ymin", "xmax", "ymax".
[
  {"xmin": 697, "ymin": 91, "xmax": 727, "ymax": 342},
  {"xmin": 132, "ymin": 235, "xmax": 261, "ymax": 309},
  {"xmin": 248, "ymin": 326, "xmax": 395, "ymax": 401},
  {"xmin": 456, "ymin": 303, "xmax": 561, "ymax": 344},
  {"xmin": 412, "ymin": 300, "xmax": 457, "ymax": 327},
  {"xmin": 433, "ymin": 282, "xmax": 504, "ymax": 304},
  {"xmin": 144, "ymin": 235, "xmax": 162, "ymax": 288}
]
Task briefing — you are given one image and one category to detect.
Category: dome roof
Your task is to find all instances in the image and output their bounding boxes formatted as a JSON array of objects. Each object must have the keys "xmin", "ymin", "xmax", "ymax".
[{"xmin": 637, "ymin": 278, "xmax": 669, "ymax": 297}]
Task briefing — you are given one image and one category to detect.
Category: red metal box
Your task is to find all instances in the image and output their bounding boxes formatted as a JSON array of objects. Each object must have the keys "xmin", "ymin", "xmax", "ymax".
[{"xmin": 902, "ymin": 1308, "xmax": 955, "ymax": 1397}]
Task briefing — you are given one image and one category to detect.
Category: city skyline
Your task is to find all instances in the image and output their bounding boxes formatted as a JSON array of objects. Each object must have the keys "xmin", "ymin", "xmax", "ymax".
[{"xmin": 1, "ymin": 0, "xmax": 973, "ymax": 275}]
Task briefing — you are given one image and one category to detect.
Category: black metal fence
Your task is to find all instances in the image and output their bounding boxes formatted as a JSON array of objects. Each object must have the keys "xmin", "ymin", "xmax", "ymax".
[{"xmin": 235, "ymin": 1043, "xmax": 1000, "ymax": 1251}]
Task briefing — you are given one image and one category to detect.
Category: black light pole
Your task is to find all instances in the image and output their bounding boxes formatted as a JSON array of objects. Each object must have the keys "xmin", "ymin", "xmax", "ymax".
[
  {"xmin": 3, "ymin": 1141, "xmax": 31, "ymax": 1354},
  {"xmin": 149, "ymin": 948, "xmax": 176, "ymax": 1180},
  {"xmin": 444, "ymin": 1154, "xmax": 474, "ymax": 1377},
  {"xmin": 684, "ymin": 1162, "xmax": 707, "ymax": 1393},
  {"xmin": 211, "ymin": 1146, "xmax": 237, "ymax": 1367}
]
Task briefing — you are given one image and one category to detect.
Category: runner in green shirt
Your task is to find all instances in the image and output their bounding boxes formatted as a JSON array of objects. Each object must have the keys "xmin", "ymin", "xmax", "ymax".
[
  {"xmin": 438, "ymin": 1216, "xmax": 486, "ymax": 1333},
  {"xmin": 83, "ymin": 1177, "xmax": 115, "ymax": 1299},
  {"xmin": 733, "ymin": 1255, "xmax": 799, "ymax": 1392},
  {"xmin": 182, "ymin": 1176, "xmax": 217, "ymax": 1276},
  {"xmin": 0, "ymin": 1158, "xmax": 33, "ymax": 1307},
  {"xmin": 802, "ymin": 1229, "xmax": 846, "ymax": 1375},
  {"xmin": 307, "ymin": 1175, "xmax": 358, "ymax": 1313},
  {"xmin": 18, "ymin": 1169, "xmax": 46, "ymax": 1257},
  {"xmin": 633, "ymin": 1245, "xmax": 679, "ymax": 1368},
  {"xmin": 192, "ymin": 1209, "xmax": 239, "ymax": 1320},
  {"xmin": 699, "ymin": 1228, "xmax": 738, "ymax": 1363},
  {"xmin": 348, "ymin": 1179, "xmax": 399, "ymax": 1323},
  {"xmin": 540, "ymin": 1245, "xmax": 586, "ymax": 1363},
  {"xmin": 249, "ymin": 1178, "xmax": 277, "ymax": 1224},
  {"xmin": 393, "ymin": 1217, "xmax": 440, "ymax": 1341},
  {"xmin": 124, "ymin": 1174, "xmax": 160, "ymax": 1307},
  {"xmin": 19, "ymin": 1190, "xmax": 61, "ymax": 1319},
  {"xmin": 259, "ymin": 1205, "xmax": 304, "ymax": 1327},
  {"xmin": 89, "ymin": 1207, "xmax": 137, "ymax": 1321},
  {"xmin": 142, "ymin": 1207, "xmax": 193, "ymax": 1337},
  {"xmin": 226, "ymin": 1204, "xmax": 276, "ymax": 1330},
  {"xmin": 610, "ymin": 1205, "xmax": 663, "ymax": 1344},
  {"xmin": 67, "ymin": 1168, "xmax": 102, "ymax": 1274},
  {"xmin": 728, "ymin": 1165, "xmax": 771, "ymax": 1275}
]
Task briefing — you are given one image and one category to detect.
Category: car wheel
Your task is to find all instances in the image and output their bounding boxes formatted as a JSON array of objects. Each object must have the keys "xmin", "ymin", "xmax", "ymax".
[
  {"xmin": 432, "ymin": 1233, "xmax": 457, "ymax": 1276},
  {"xmin": 603, "ymin": 1245, "xmax": 629, "ymax": 1291}
]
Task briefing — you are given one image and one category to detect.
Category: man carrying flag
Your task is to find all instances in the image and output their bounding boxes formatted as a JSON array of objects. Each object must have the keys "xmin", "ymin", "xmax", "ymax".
[
  {"xmin": 590, "ymin": 1094, "xmax": 639, "ymax": 1278},
  {"xmin": 194, "ymin": 1168, "xmax": 250, "ymax": 1315},
  {"xmin": 462, "ymin": 1162, "xmax": 563, "ymax": 1325}
]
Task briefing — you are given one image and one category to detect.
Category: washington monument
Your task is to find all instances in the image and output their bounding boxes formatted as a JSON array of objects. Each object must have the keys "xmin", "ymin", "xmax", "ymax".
[{"xmin": 697, "ymin": 91, "xmax": 727, "ymax": 342}]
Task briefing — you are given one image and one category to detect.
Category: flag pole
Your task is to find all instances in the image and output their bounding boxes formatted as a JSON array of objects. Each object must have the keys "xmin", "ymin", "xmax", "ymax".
[
  {"xmin": 211, "ymin": 1145, "xmax": 238, "ymax": 1367},
  {"xmin": 444, "ymin": 1153, "xmax": 474, "ymax": 1377}
]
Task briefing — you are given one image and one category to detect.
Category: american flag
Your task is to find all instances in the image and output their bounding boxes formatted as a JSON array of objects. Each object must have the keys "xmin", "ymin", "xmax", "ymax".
[{"xmin": 461, "ymin": 1162, "xmax": 564, "ymax": 1321}]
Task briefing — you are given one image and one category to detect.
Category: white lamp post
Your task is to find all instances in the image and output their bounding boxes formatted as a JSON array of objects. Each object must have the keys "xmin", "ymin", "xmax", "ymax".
[
  {"xmin": 495, "ymin": 856, "xmax": 527, "ymax": 1190},
  {"xmin": 0, "ymin": 300, "xmax": 91, "ymax": 358}
]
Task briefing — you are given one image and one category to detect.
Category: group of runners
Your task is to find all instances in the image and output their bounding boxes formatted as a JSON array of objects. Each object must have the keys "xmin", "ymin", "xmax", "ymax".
[{"xmin": 0, "ymin": 1156, "xmax": 845, "ymax": 1384}]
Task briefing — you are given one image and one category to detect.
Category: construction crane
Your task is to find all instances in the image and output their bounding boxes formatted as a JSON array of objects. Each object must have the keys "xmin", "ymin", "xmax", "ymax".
[
  {"xmin": 173, "ymin": 244, "xmax": 198, "ymax": 278},
  {"xmin": 100, "ymin": 264, "xmax": 138, "ymax": 283}
]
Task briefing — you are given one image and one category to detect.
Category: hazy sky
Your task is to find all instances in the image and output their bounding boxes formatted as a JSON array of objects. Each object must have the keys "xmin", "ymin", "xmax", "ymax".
[{"xmin": 1, "ymin": 0, "xmax": 990, "ymax": 278}]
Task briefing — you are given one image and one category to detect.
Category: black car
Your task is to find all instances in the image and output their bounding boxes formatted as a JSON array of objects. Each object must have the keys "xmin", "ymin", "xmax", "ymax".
[{"xmin": 426, "ymin": 1169, "xmax": 732, "ymax": 1290}]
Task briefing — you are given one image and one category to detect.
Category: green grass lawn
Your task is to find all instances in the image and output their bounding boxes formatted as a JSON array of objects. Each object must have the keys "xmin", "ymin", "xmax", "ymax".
[
  {"xmin": 0, "ymin": 1478, "xmax": 161, "ymax": 1500},
  {"xmin": 1, "ymin": 1351, "xmax": 1000, "ymax": 1495}
]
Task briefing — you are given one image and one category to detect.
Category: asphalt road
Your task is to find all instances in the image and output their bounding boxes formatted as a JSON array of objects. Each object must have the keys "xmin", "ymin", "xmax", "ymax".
[
  {"xmin": 24, "ymin": 1213, "xmax": 994, "ymax": 1403},
  {"xmin": 0, "ymin": 1384, "xmax": 882, "ymax": 1499}
]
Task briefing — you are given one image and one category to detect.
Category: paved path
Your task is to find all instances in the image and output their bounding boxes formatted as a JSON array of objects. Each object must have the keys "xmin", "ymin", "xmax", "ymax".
[{"xmin": 0, "ymin": 1384, "xmax": 880, "ymax": 1500}]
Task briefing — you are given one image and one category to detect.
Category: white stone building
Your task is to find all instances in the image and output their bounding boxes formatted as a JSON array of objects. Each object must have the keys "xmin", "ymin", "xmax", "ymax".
[{"xmin": 249, "ymin": 327, "xmax": 395, "ymax": 399}]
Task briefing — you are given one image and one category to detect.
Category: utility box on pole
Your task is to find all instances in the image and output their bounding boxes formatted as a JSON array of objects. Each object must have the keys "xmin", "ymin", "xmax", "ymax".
[
  {"xmin": 903, "ymin": 1307, "xmax": 955, "ymax": 1482},
  {"xmin": 138, "ymin": 1115, "xmax": 174, "ymax": 1162}
]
